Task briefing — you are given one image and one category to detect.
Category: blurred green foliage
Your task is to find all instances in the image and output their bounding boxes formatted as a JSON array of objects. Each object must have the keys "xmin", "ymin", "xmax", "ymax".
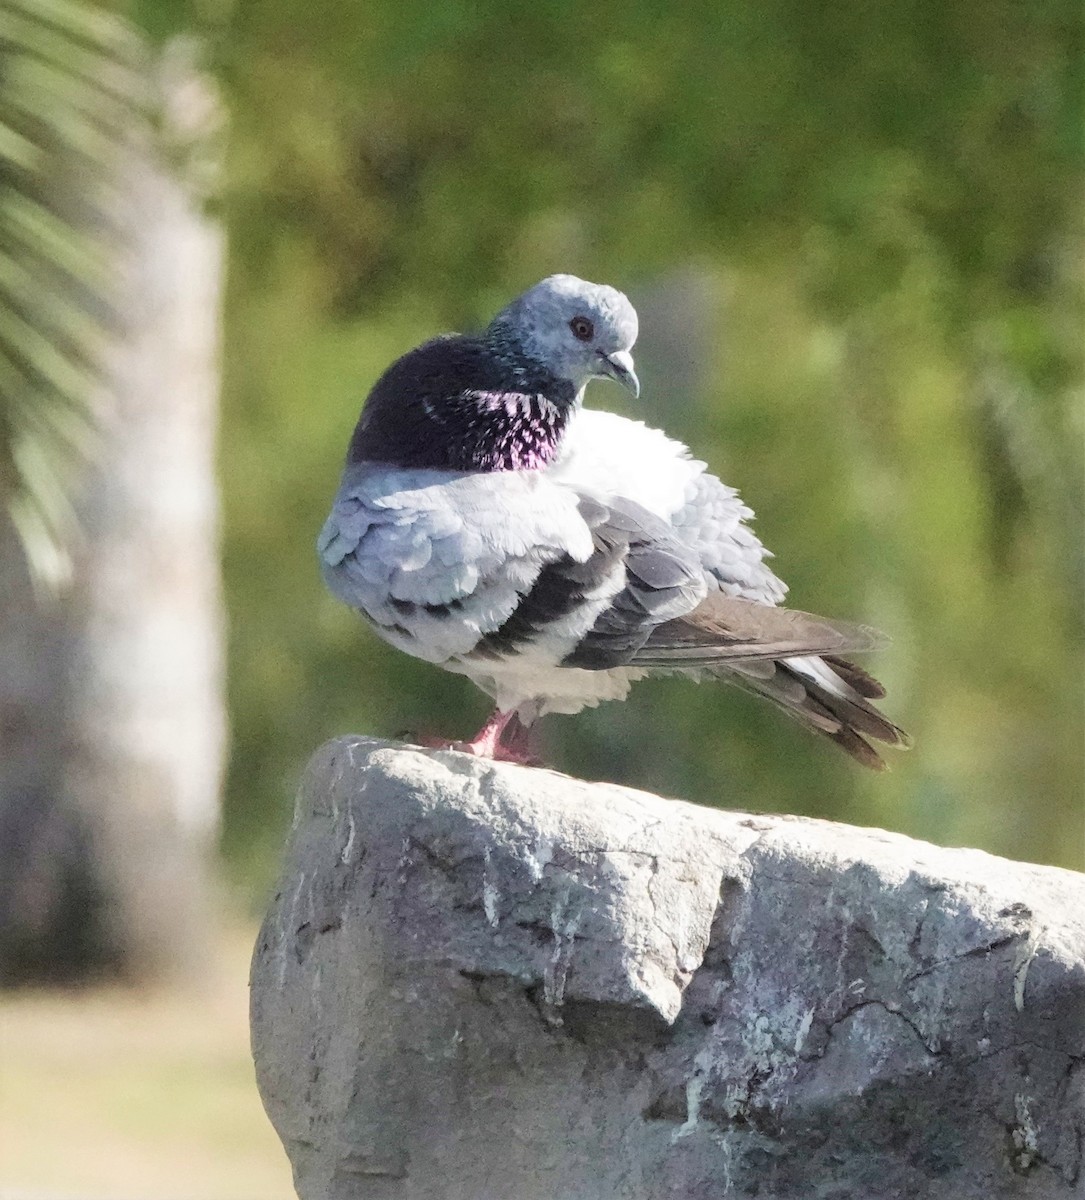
[
  {"xmin": 0, "ymin": 0, "xmax": 141, "ymax": 587},
  {"xmin": 157, "ymin": 0, "xmax": 1081, "ymax": 882}
]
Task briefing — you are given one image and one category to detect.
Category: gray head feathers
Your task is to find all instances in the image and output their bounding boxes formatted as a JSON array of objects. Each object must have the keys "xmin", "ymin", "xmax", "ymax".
[{"xmin": 490, "ymin": 274, "xmax": 640, "ymax": 397}]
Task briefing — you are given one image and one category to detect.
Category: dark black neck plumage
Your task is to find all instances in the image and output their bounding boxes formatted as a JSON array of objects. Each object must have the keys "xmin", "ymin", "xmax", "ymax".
[{"xmin": 346, "ymin": 327, "xmax": 577, "ymax": 472}]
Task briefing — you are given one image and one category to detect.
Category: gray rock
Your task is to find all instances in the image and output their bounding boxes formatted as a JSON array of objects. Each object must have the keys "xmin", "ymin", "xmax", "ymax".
[{"xmin": 250, "ymin": 736, "xmax": 1085, "ymax": 1199}]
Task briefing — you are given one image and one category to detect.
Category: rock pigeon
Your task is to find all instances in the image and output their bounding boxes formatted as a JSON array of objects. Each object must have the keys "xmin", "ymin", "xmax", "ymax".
[{"xmin": 319, "ymin": 274, "xmax": 910, "ymax": 768}]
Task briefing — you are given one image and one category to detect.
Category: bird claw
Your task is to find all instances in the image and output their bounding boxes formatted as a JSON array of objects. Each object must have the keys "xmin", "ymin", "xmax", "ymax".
[
  {"xmin": 459, "ymin": 741, "xmax": 544, "ymax": 767},
  {"xmin": 398, "ymin": 712, "xmax": 545, "ymax": 766},
  {"xmin": 446, "ymin": 735, "xmax": 544, "ymax": 767}
]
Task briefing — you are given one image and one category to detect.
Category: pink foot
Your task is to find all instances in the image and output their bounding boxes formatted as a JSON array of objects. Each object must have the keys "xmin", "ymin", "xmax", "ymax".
[{"xmin": 408, "ymin": 710, "xmax": 544, "ymax": 765}]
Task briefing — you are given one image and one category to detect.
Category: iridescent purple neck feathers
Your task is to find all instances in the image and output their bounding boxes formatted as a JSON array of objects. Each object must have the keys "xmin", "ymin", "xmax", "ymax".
[{"xmin": 347, "ymin": 331, "xmax": 577, "ymax": 473}]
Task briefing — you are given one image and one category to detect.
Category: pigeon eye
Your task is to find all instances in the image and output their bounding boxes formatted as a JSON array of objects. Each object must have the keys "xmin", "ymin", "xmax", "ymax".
[{"xmin": 569, "ymin": 316, "xmax": 594, "ymax": 342}]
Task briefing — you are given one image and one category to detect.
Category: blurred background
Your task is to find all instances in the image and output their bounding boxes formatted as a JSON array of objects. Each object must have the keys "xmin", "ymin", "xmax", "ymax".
[{"xmin": 0, "ymin": 0, "xmax": 1081, "ymax": 1195}]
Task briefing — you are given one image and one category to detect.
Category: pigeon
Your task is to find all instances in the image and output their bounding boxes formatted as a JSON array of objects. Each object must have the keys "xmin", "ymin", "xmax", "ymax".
[{"xmin": 319, "ymin": 274, "xmax": 910, "ymax": 768}]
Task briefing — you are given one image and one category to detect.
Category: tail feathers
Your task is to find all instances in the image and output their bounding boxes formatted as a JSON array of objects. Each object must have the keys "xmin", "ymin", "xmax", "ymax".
[
  {"xmin": 727, "ymin": 654, "xmax": 910, "ymax": 770},
  {"xmin": 821, "ymin": 654, "xmax": 887, "ymax": 699},
  {"xmin": 828, "ymin": 725, "xmax": 892, "ymax": 771}
]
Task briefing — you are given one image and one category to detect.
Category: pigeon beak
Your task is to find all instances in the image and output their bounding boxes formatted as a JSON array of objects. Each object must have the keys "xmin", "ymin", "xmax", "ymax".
[{"xmin": 597, "ymin": 349, "xmax": 640, "ymax": 398}]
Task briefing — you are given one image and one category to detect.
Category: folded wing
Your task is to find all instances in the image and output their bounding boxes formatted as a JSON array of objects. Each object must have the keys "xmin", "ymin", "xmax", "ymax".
[{"xmin": 560, "ymin": 494, "xmax": 909, "ymax": 769}]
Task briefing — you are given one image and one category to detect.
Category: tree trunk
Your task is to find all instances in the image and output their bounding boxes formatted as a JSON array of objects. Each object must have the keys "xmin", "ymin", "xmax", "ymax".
[{"xmin": 0, "ymin": 39, "xmax": 226, "ymax": 985}]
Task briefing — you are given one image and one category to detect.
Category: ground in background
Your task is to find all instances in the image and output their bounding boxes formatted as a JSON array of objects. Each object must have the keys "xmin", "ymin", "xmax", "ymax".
[{"xmin": 0, "ymin": 926, "xmax": 294, "ymax": 1200}]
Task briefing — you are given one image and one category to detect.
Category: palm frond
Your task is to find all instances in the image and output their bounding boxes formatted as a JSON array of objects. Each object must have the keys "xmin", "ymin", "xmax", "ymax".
[{"xmin": 0, "ymin": 0, "xmax": 142, "ymax": 588}]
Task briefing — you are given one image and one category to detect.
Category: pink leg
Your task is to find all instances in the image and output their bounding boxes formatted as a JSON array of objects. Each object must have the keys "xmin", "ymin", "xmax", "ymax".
[
  {"xmin": 489, "ymin": 711, "xmax": 543, "ymax": 765},
  {"xmin": 455, "ymin": 708, "xmax": 518, "ymax": 758},
  {"xmin": 406, "ymin": 709, "xmax": 544, "ymax": 764},
  {"xmin": 459, "ymin": 710, "xmax": 542, "ymax": 764}
]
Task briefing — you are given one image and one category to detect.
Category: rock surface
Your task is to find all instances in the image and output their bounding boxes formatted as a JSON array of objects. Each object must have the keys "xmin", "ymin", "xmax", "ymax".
[{"xmin": 250, "ymin": 736, "xmax": 1085, "ymax": 1199}]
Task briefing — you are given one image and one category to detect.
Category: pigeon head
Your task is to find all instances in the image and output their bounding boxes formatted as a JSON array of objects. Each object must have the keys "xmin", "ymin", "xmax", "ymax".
[{"xmin": 490, "ymin": 274, "xmax": 640, "ymax": 399}]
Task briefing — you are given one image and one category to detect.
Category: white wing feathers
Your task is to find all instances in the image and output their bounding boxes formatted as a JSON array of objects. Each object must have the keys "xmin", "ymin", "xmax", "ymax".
[{"xmin": 552, "ymin": 409, "xmax": 786, "ymax": 603}]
